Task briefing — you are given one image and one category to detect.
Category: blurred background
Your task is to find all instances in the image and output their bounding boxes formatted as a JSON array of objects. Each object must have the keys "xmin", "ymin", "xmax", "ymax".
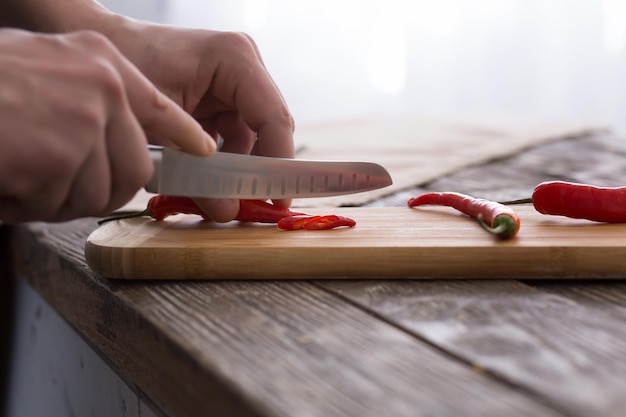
[{"xmin": 101, "ymin": 0, "xmax": 626, "ymax": 132}]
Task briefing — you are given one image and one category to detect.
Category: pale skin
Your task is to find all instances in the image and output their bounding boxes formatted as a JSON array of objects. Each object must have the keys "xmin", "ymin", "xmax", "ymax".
[{"xmin": 0, "ymin": 0, "xmax": 295, "ymax": 223}]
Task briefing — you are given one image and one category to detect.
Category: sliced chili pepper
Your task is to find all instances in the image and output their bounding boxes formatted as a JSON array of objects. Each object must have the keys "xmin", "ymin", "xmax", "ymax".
[
  {"xmin": 502, "ymin": 181, "xmax": 626, "ymax": 223},
  {"xmin": 277, "ymin": 214, "xmax": 357, "ymax": 230},
  {"xmin": 235, "ymin": 200, "xmax": 307, "ymax": 223},
  {"xmin": 408, "ymin": 192, "xmax": 520, "ymax": 239},
  {"xmin": 147, "ymin": 195, "xmax": 210, "ymax": 221},
  {"xmin": 98, "ymin": 196, "xmax": 306, "ymax": 225}
]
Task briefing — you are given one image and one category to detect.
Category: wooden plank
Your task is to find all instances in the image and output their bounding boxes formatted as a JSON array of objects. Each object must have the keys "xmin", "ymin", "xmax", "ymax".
[
  {"xmin": 526, "ymin": 280, "xmax": 626, "ymax": 308},
  {"xmin": 11, "ymin": 220, "xmax": 565, "ymax": 417},
  {"xmin": 320, "ymin": 279, "xmax": 626, "ymax": 417}
]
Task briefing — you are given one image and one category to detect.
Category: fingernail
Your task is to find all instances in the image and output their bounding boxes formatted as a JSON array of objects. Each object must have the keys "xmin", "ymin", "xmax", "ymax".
[{"xmin": 205, "ymin": 133, "xmax": 218, "ymax": 155}]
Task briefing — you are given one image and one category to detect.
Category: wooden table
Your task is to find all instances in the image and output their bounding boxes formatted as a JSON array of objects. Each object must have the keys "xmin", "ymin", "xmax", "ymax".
[{"xmin": 4, "ymin": 131, "xmax": 626, "ymax": 417}]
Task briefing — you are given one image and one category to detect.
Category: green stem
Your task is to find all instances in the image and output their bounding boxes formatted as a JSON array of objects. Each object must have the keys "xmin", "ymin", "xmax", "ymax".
[
  {"xmin": 97, "ymin": 209, "xmax": 151, "ymax": 225},
  {"xmin": 476, "ymin": 214, "xmax": 517, "ymax": 239}
]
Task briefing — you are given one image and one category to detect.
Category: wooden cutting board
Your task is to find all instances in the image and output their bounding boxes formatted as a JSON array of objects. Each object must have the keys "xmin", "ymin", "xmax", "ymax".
[{"xmin": 84, "ymin": 206, "xmax": 626, "ymax": 280}]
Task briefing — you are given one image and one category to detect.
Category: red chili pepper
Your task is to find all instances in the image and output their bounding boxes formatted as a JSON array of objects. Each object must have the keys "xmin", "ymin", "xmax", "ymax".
[
  {"xmin": 147, "ymin": 195, "xmax": 210, "ymax": 220},
  {"xmin": 277, "ymin": 214, "xmax": 356, "ymax": 230},
  {"xmin": 234, "ymin": 200, "xmax": 307, "ymax": 223},
  {"xmin": 502, "ymin": 181, "xmax": 626, "ymax": 223},
  {"xmin": 98, "ymin": 195, "xmax": 358, "ymax": 230},
  {"xmin": 98, "ymin": 196, "xmax": 306, "ymax": 225},
  {"xmin": 408, "ymin": 192, "xmax": 521, "ymax": 239}
]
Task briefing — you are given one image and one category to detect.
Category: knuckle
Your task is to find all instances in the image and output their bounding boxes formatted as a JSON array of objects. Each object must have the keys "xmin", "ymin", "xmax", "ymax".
[
  {"xmin": 79, "ymin": 62, "xmax": 127, "ymax": 113},
  {"xmin": 215, "ymin": 31, "xmax": 258, "ymax": 59},
  {"xmin": 147, "ymin": 86, "xmax": 169, "ymax": 113},
  {"xmin": 89, "ymin": 61, "xmax": 125, "ymax": 98},
  {"xmin": 69, "ymin": 101, "xmax": 108, "ymax": 132},
  {"xmin": 279, "ymin": 106, "xmax": 296, "ymax": 134},
  {"xmin": 69, "ymin": 30, "xmax": 115, "ymax": 52},
  {"xmin": 136, "ymin": 88, "xmax": 169, "ymax": 131},
  {"xmin": 219, "ymin": 31, "xmax": 253, "ymax": 47},
  {"xmin": 235, "ymin": 31, "xmax": 258, "ymax": 49},
  {"xmin": 64, "ymin": 33, "xmax": 125, "ymax": 99},
  {"xmin": 263, "ymin": 103, "xmax": 295, "ymax": 136}
]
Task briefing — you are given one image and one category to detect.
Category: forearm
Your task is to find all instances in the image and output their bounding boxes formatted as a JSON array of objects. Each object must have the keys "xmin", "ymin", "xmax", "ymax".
[{"xmin": 0, "ymin": 0, "xmax": 120, "ymax": 33}]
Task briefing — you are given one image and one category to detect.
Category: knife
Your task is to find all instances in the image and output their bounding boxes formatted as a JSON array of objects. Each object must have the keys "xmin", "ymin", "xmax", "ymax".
[{"xmin": 145, "ymin": 145, "xmax": 392, "ymax": 199}]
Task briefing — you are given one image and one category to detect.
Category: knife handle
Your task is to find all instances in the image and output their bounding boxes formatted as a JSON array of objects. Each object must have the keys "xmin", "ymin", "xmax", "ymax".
[{"xmin": 145, "ymin": 145, "xmax": 163, "ymax": 194}]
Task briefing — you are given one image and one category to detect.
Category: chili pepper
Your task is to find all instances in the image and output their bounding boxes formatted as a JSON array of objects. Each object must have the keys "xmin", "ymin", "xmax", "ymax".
[
  {"xmin": 408, "ymin": 192, "xmax": 520, "ymax": 239},
  {"xmin": 98, "ymin": 196, "xmax": 306, "ymax": 225},
  {"xmin": 501, "ymin": 181, "xmax": 626, "ymax": 223},
  {"xmin": 147, "ymin": 195, "xmax": 210, "ymax": 221},
  {"xmin": 277, "ymin": 214, "xmax": 357, "ymax": 230},
  {"xmin": 233, "ymin": 200, "xmax": 307, "ymax": 223}
]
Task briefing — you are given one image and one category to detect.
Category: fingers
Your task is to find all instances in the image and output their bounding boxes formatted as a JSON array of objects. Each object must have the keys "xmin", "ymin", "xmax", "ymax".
[
  {"xmin": 232, "ymin": 69, "xmax": 295, "ymax": 160},
  {"xmin": 206, "ymin": 32, "xmax": 295, "ymax": 160},
  {"xmin": 68, "ymin": 31, "xmax": 217, "ymax": 157},
  {"xmin": 199, "ymin": 33, "xmax": 296, "ymax": 216},
  {"xmin": 192, "ymin": 197, "xmax": 240, "ymax": 223},
  {"xmin": 236, "ymin": 33, "xmax": 295, "ymax": 158},
  {"xmin": 54, "ymin": 138, "xmax": 113, "ymax": 222},
  {"xmin": 210, "ymin": 111, "xmax": 257, "ymax": 155},
  {"xmin": 133, "ymin": 84, "xmax": 217, "ymax": 157},
  {"xmin": 97, "ymin": 97, "xmax": 154, "ymax": 216}
]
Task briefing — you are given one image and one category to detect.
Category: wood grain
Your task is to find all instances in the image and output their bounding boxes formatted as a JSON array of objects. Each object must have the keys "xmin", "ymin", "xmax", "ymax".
[
  {"xmin": 85, "ymin": 206, "xmax": 626, "ymax": 280},
  {"xmin": 12, "ymin": 222, "xmax": 564, "ymax": 417},
  {"xmin": 329, "ymin": 131, "xmax": 626, "ymax": 416},
  {"xmin": 321, "ymin": 279, "xmax": 626, "ymax": 417}
]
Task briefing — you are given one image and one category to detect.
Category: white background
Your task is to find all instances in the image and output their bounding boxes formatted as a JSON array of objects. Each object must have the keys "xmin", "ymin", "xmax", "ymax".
[{"xmin": 103, "ymin": 0, "xmax": 626, "ymax": 132}]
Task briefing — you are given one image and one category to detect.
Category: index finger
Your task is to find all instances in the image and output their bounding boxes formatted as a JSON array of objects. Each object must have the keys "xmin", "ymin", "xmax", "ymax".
[
  {"xmin": 140, "ymin": 87, "xmax": 217, "ymax": 156},
  {"xmin": 97, "ymin": 37, "xmax": 216, "ymax": 157}
]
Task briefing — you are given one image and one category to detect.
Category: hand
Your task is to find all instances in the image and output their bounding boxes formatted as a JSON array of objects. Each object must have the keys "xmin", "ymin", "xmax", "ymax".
[
  {"xmin": 107, "ymin": 22, "xmax": 296, "ymax": 222},
  {"xmin": 0, "ymin": 28, "xmax": 215, "ymax": 223}
]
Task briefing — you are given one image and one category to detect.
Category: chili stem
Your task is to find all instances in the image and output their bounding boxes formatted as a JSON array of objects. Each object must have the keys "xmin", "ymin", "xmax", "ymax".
[
  {"xmin": 475, "ymin": 213, "xmax": 520, "ymax": 239},
  {"xmin": 475, "ymin": 214, "xmax": 504, "ymax": 235},
  {"xmin": 98, "ymin": 209, "xmax": 150, "ymax": 225},
  {"xmin": 499, "ymin": 197, "xmax": 533, "ymax": 205}
]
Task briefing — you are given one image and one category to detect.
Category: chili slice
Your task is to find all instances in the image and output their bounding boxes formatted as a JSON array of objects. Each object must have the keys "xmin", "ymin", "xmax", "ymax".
[
  {"xmin": 234, "ymin": 200, "xmax": 307, "ymax": 223},
  {"xmin": 408, "ymin": 192, "xmax": 520, "ymax": 239},
  {"xmin": 502, "ymin": 181, "xmax": 626, "ymax": 223},
  {"xmin": 277, "ymin": 214, "xmax": 357, "ymax": 230}
]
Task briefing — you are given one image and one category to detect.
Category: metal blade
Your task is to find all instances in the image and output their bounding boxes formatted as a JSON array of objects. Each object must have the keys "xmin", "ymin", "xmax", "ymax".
[{"xmin": 145, "ymin": 146, "xmax": 392, "ymax": 199}]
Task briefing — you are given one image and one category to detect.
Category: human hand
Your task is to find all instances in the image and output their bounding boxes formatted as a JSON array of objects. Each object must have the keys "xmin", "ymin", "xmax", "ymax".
[
  {"xmin": 0, "ymin": 29, "xmax": 215, "ymax": 223},
  {"xmin": 107, "ymin": 22, "xmax": 296, "ymax": 222}
]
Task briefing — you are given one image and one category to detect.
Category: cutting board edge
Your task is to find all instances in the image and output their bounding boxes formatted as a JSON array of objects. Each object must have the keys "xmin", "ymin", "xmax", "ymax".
[{"xmin": 84, "ymin": 240, "xmax": 626, "ymax": 280}]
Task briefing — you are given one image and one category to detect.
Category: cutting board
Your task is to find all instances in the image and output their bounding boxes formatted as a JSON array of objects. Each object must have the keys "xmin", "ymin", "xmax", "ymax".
[{"xmin": 84, "ymin": 206, "xmax": 626, "ymax": 280}]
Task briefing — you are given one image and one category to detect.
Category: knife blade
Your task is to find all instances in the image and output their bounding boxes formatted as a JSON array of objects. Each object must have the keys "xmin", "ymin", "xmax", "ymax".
[{"xmin": 145, "ymin": 146, "xmax": 392, "ymax": 199}]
